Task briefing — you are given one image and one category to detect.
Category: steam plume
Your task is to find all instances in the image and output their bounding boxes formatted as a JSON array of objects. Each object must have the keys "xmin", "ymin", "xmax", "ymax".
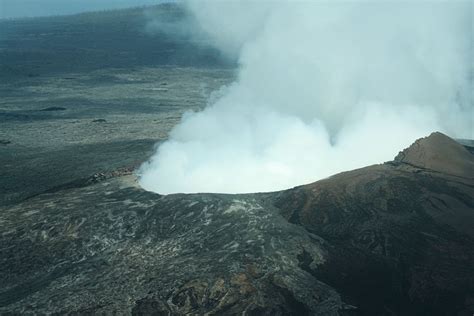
[{"xmin": 140, "ymin": 1, "xmax": 473, "ymax": 194}]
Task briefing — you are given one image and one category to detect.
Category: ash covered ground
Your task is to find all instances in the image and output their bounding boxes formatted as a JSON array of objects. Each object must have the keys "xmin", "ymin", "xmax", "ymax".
[{"xmin": 0, "ymin": 4, "xmax": 473, "ymax": 316}]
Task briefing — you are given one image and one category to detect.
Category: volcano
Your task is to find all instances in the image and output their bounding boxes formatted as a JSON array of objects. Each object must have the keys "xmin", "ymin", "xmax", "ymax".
[
  {"xmin": 1, "ymin": 4, "xmax": 472, "ymax": 315},
  {"xmin": 1, "ymin": 132, "xmax": 473, "ymax": 315}
]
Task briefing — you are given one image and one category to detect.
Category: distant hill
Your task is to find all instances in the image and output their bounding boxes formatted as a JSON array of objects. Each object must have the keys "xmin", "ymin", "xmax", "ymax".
[{"xmin": 0, "ymin": 4, "xmax": 235, "ymax": 80}]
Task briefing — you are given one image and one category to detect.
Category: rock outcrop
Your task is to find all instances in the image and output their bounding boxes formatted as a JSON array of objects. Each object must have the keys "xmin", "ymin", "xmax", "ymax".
[{"xmin": 395, "ymin": 132, "xmax": 474, "ymax": 178}]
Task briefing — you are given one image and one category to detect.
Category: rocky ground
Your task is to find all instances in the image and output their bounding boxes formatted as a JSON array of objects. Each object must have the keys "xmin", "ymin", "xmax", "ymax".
[
  {"xmin": 1, "ymin": 4, "xmax": 473, "ymax": 315},
  {"xmin": 0, "ymin": 132, "xmax": 473, "ymax": 315},
  {"xmin": 0, "ymin": 66, "xmax": 235, "ymax": 206}
]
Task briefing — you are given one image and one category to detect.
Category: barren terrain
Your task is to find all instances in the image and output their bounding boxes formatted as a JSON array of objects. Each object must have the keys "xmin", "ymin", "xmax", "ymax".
[{"xmin": 1, "ymin": 4, "xmax": 473, "ymax": 315}]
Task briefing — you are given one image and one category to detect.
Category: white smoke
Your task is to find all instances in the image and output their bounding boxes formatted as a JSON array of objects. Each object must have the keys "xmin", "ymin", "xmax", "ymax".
[{"xmin": 140, "ymin": 0, "xmax": 473, "ymax": 194}]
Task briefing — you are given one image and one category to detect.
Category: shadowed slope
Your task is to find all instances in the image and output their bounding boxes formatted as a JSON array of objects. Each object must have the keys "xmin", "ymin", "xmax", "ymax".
[{"xmin": 272, "ymin": 132, "xmax": 474, "ymax": 315}]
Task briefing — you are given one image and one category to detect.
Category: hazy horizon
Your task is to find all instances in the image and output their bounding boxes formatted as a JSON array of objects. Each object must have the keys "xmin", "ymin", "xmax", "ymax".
[{"xmin": 0, "ymin": 0, "xmax": 173, "ymax": 20}]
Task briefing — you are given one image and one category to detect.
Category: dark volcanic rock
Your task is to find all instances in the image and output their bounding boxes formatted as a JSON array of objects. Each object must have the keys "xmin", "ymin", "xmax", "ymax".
[
  {"xmin": 0, "ymin": 139, "xmax": 11, "ymax": 145},
  {"xmin": 39, "ymin": 106, "xmax": 67, "ymax": 112},
  {"xmin": 92, "ymin": 119, "xmax": 107, "ymax": 123},
  {"xmin": 0, "ymin": 132, "xmax": 473, "ymax": 315}
]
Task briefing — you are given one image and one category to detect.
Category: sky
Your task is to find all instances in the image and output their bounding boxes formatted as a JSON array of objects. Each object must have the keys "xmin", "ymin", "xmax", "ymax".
[{"xmin": 0, "ymin": 0, "xmax": 172, "ymax": 19}]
